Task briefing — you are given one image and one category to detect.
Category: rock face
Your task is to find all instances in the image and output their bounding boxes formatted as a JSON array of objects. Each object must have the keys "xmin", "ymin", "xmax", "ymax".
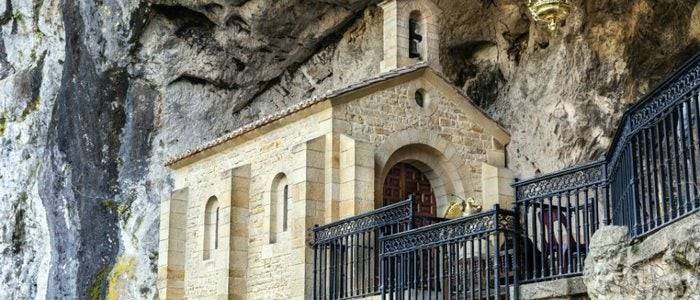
[
  {"xmin": 0, "ymin": 0, "xmax": 699, "ymax": 298},
  {"xmin": 584, "ymin": 213, "xmax": 700, "ymax": 299}
]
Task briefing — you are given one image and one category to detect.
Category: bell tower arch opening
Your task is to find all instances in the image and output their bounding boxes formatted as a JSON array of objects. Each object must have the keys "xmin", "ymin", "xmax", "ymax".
[{"xmin": 408, "ymin": 10, "xmax": 424, "ymax": 60}]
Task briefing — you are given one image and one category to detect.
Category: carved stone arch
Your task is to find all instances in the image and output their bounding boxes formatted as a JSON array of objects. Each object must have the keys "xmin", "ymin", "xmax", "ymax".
[
  {"xmin": 375, "ymin": 129, "xmax": 467, "ymax": 216},
  {"xmin": 401, "ymin": 0, "xmax": 438, "ymax": 19}
]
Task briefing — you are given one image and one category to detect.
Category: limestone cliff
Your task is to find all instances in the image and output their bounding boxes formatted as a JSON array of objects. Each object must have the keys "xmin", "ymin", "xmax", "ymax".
[{"xmin": 0, "ymin": 0, "xmax": 698, "ymax": 298}]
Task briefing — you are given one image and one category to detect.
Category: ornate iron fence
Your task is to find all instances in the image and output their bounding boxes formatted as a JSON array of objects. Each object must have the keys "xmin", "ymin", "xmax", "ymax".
[
  {"xmin": 607, "ymin": 52, "xmax": 700, "ymax": 237},
  {"xmin": 379, "ymin": 206, "xmax": 520, "ymax": 300},
  {"xmin": 513, "ymin": 160, "xmax": 608, "ymax": 283},
  {"xmin": 311, "ymin": 196, "xmax": 447, "ymax": 299},
  {"xmin": 312, "ymin": 199, "xmax": 413, "ymax": 299},
  {"xmin": 513, "ymin": 51, "xmax": 700, "ymax": 282}
]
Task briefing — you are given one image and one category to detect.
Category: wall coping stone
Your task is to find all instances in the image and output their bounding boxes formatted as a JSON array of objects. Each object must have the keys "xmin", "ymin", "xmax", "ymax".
[{"xmin": 519, "ymin": 276, "xmax": 588, "ymax": 299}]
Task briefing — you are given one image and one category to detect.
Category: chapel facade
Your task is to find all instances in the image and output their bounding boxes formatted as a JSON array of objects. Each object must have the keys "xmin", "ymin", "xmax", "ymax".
[{"xmin": 157, "ymin": 0, "xmax": 515, "ymax": 298}]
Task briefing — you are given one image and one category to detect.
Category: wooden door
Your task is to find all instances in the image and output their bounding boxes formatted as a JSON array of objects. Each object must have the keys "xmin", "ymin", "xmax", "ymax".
[{"xmin": 382, "ymin": 162, "xmax": 437, "ymax": 216}]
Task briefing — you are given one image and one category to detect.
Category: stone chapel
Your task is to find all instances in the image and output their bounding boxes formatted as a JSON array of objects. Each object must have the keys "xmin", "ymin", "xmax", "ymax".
[{"xmin": 157, "ymin": 0, "xmax": 515, "ymax": 298}]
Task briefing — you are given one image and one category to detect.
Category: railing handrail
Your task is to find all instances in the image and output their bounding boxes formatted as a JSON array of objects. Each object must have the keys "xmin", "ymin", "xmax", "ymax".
[
  {"xmin": 513, "ymin": 160, "xmax": 607, "ymax": 203},
  {"xmin": 380, "ymin": 208, "xmax": 499, "ymax": 240},
  {"xmin": 312, "ymin": 199, "xmax": 411, "ymax": 233},
  {"xmin": 512, "ymin": 159, "xmax": 606, "ymax": 188},
  {"xmin": 379, "ymin": 206, "xmax": 516, "ymax": 256}
]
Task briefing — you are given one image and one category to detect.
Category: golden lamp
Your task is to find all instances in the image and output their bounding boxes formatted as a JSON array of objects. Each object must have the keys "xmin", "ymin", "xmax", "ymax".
[{"xmin": 527, "ymin": 0, "xmax": 573, "ymax": 32}]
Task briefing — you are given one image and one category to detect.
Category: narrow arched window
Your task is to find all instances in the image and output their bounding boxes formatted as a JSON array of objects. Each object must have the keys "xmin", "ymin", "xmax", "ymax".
[
  {"xmin": 215, "ymin": 207, "xmax": 219, "ymax": 249},
  {"xmin": 270, "ymin": 173, "xmax": 290, "ymax": 243},
  {"xmin": 203, "ymin": 196, "xmax": 219, "ymax": 260},
  {"xmin": 408, "ymin": 11, "xmax": 423, "ymax": 60},
  {"xmin": 282, "ymin": 184, "xmax": 289, "ymax": 231}
]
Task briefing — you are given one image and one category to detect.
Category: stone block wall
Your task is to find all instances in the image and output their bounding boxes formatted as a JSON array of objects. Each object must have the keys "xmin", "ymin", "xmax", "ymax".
[
  {"xmin": 333, "ymin": 73, "xmax": 509, "ymax": 214},
  {"xmin": 166, "ymin": 107, "xmax": 334, "ymax": 299}
]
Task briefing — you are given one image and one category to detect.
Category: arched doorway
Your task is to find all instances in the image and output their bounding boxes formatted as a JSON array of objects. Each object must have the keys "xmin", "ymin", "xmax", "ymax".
[{"xmin": 382, "ymin": 162, "xmax": 437, "ymax": 216}]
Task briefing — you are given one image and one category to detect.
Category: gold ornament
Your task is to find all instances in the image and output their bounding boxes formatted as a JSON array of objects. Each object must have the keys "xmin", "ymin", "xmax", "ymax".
[
  {"xmin": 527, "ymin": 0, "xmax": 572, "ymax": 32},
  {"xmin": 443, "ymin": 196, "xmax": 483, "ymax": 219},
  {"xmin": 443, "ymin": 199, "xmax": 466, "ymax": 219}
]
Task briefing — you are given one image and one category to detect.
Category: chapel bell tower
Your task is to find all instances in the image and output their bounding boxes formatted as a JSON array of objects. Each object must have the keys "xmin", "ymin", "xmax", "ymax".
[{"xmin": 379, "ymin": 0, "xmax": 442, "ymax": 73}]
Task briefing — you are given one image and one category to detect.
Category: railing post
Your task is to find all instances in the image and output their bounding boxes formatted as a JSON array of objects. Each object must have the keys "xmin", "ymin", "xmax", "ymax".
[
  {"xmin": 512, "ymin": 205, "xmax": 521, "ymax": 300},
  {"xmin": 408, "ymin": 194, "xmax": 415, "ymax": 230},
  {"xmin": 602, "ymin": 163, "xmax": 611, "ymax": 226},
  {"xmin": 312, "ymin": 225, "xmax": 318, "ymax": 300},
  {"xmin": 627, "ymin": 142, "xmax": 641, "ymax": 237},
  {"xmin": 379, "ymin": 236, "xmax": 387, "ymax": 300},
  {"xmin": 493, "ymin": 204, "xmax": 501, "ymax": 299}
]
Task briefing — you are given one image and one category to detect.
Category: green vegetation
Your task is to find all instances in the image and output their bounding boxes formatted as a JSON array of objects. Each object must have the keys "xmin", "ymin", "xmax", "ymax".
[
  {"xmin": 100, "ymin": 199, "xmax": 120, "ymax": 212},
  {"xmin": 88, "ymin": 267, "xmax": 110, "ymax": 300},
  {"xmin": 630, "ymin": 243, "xmax": 640, "ymax": 254},
  {"xmin": 11, "ymin": 192, "xmax": 28, "ymax": 254},
  {"xmin": 12, "ymin": 11, "xmax": 24, "ymax": 23},
  {"xmin": 21, "ymin": 96, "xmax": 40, "ymax": 120},
  {"xmin": 0, "ymin": 113, "xmax": 7, "ymax": 137},
  {"xmin": 87, "ymin": 257, "xmax": 136, "ymax": 300},
  {"xmin": 107, "ymin": 257, "xmax": 136, "ymax": 300},
  {"xmin": 100, "ymin": 197, "xmax": 134, "ymax": 223}
]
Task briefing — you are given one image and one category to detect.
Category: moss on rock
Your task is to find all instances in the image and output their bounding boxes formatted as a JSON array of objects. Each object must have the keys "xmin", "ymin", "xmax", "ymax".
[
  {"xmin": 100, "ymin": 198, "xmax": 133, "ymax": 223},
  {"xmin": 0, "ymin": 113, "xmax": 6, "ymax": 137},
  {"xmin": 88, "ymin": 267, "xmax": 110, "ymax": 300},
  {"xmin": 11, "ymin": 192, "xmax": 28, "ymax": 254},
  {"xmin": 107, "ymin": 256, "xmax": 136, "ymax": 300},
  {"xmin": 21, "ymin": 96, "xmax": 40, "ymax": 120}
]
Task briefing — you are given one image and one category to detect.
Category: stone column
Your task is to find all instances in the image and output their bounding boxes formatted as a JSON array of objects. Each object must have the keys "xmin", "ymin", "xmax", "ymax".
[
  {"xmin": 324, "ymin": 133, "xmax": 340, "ymax": 223},
  {"xmin": 224, "ymin": 165, "xmax": 250, "ymax": 300},
  {"xmin": 290, "ymin": 136, "xmax": 327, "ymax": 299},
  {"xmin": 339, "ymin": 134, "xmax": 375, "ymax": 217},
  {"xmin": 481, "ymin": 161, "xmax": 515, "ymax": 210},
  {"xmin": 158, "ymin": 188, "xmax": 188, "ymax": 300}
]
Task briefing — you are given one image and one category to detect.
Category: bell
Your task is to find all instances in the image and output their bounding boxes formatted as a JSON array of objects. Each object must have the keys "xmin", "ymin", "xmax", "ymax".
[
  {"xmin": 409, "ymin": 18, "xmax": 423, "ymax": 59},
  {"xmin": 527, "ymin": 0, "xmax": 572, "ymax": 32}
]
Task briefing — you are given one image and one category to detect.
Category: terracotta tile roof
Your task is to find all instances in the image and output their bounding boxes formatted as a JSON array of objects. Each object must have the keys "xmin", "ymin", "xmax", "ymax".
[{"xmin": 165, "ymin": 63, "xmax": 431, "ymax": 166}]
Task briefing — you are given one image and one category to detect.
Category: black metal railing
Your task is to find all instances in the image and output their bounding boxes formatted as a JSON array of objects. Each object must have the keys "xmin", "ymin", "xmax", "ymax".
[
  {"xmin": 513, "ymin": 51, "xmax": 700, "ymax": 282},
  {"xmin": 379, "ymin": 206, "xmax": 520, "ymax": 300},
  {"xmin": 312, "ymin": 196, "xmax": 448, "ymax": 299},
  {"xmin": 607, "ymin": 55, "xmax": 700, "ymax": 237},
  {"xmin": 513, "ymin": 161, "xmax": 608, "ymax": 283},
  {"xmin": 312, "ymin": 200, "xmax": 412, "ymax": 299}
]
